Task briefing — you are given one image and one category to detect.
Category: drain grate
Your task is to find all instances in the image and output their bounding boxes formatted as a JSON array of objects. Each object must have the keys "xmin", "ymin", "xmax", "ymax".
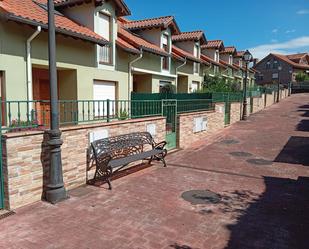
[
  {"xmin": 247, "ymin": 158, "xmax": 273, "ymax": 166},
  {"xmin": 181, "ymin": 190, "xmax": 221, "ymax": 205},
  {"xmin": 230, "ymin": 151, "xmax": 253, "ymax": 157},
  {"xmin": 0, "ymin": 210, "xmax": 15, "ymax": 220},
  {"xmin": 220, "ymin": 139, "xmax": 239, "ymax": 145}
]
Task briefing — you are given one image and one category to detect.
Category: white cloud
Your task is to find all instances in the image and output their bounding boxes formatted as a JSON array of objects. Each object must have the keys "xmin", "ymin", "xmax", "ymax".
[
  {"xmin": 272, "ymin": 29, "xmax": 279, "ymax": 33},
  {"xmin": 249, "ymin": 36, "xmax": 309, "ymax": 59},
  {"xmin": 297, "ymin": 9, "xmax": 309, "ymax": 15},
  {"xmin": 285, "ymin": 29, "xmax": 296, "ymax": 34}
]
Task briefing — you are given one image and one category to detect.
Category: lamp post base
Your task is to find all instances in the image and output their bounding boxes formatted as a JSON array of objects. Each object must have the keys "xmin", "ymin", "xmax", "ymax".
[
  {"xmin": 242, "ymin": 101, "xmax": 248, "ymax": 121},
  {"xmin": 46, "ymin": 185, "xmax": 67, "ymax": 204},
  {"xmin": 45, "ymin": 129, "xmax": 67, "ymax": 204}
]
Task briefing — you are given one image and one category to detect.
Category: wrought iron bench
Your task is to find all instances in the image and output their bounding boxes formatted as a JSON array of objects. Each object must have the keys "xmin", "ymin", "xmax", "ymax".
[{"xmin": 91, "ymin": 132, "xmax": 167, "ymax": 190}]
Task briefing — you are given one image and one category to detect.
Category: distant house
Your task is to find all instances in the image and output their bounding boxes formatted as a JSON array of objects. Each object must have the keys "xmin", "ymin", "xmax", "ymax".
[{"xmin": 253, "ymin": 53, "xmax": 309, "ymax": 86}]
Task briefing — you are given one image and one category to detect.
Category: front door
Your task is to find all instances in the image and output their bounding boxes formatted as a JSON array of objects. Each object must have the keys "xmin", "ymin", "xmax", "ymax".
[
  {"xmin": 162, "ymin": 99, "xmax": 177, "ymax": 150},
  {"xmin": 33, "ymin": 68, "xmax": 51, "ymax": 127}
]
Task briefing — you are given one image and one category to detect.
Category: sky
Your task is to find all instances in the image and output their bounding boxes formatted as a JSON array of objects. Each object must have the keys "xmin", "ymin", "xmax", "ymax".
[{"xmin": 124, "ymin": 0, "xmax": 309, "ymax": 59}]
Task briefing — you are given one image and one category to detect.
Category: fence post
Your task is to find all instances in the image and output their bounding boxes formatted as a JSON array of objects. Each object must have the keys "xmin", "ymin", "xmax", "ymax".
[{"xmin": 107, "ymin": 99, "xmax": 110, "ymax": 123}]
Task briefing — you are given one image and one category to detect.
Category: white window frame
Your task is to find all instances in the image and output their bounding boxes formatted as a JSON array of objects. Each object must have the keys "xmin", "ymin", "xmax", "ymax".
[
  {"xmin": 193, "ymin": 43, "xmax": 200, "ymax": 74},
  {"xmin": 161, "ymin": 33, "xmax": 171, "ymax": 72},
  {"xmin": 97, "ymin": 12, "xmax": 113, "ymax": 65}
]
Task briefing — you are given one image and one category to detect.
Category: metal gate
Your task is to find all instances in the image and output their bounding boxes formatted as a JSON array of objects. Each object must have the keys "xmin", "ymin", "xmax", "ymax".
[
  {"xmin": 0, "ymin": 133, "xmax": 3, "ymax": 209},
  {"xmin": 0, "ymin": 104, "xmax": 4, "ymax": 209},
  {"xmin": 162, "ymin": 100, "xmax": 177, "ymax": 150}
]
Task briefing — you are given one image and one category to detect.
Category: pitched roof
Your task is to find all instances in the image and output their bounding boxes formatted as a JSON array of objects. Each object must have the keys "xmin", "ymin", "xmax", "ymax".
[
  {"xmin": 172, "ymin": 46, "xmax": 202, "ymax": 63},
  {"xmin": 172, "ymin": 31, "xmax": 207, "ymax": 45},
  {"xmin": 235, "ymin": 51, "xmax": 245, "ymax": 58},
  {"xmin": 54, "ymin": 0, "xmax": 131, "ymax": 16},
  {"xmin": 201, "ymin": 40, "xmax": 224, "ymax": 50},
  {"xmin": 201, "ymin": 54, "xmax": 226, "ymax": 68},
  {"xmin": 272, "ymin": 53, "xmax": 309, "ymax": 70},
  {"xmin": 0, "ymin": 0, "xmax": 108, "ymax": 45},
  {"xmin": 219, "ymin": 60, "xmax": 238, "ymax": 70},
  {"xmin": 286, "ymin": 53, "xmax": 308, "ymax": 63},
  {"xmin": 116, "ymin": 37, "xmax": 141, "ymax": 54},
  {"xmin": 220, "ymin": 46, "xmax": 236, "ymax": 54},
  {"xmin": 118, "ymin": 26, "xmax": 169, "ymax": 57},
  {"xmin": 123, "ymin": 16, "xmax": 180, "ymax": 34}
]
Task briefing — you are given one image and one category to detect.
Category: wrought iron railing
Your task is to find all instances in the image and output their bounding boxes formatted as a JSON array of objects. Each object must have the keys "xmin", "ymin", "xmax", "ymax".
[{"xmin": 0, "ymin": 98, "xmax": 215, "ymax": 131}]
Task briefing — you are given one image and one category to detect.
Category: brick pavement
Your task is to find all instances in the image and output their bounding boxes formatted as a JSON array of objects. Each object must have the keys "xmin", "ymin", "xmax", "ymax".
[{"xmin": 0, "ymin": 93, "xmax": 309, "ymax": 249}]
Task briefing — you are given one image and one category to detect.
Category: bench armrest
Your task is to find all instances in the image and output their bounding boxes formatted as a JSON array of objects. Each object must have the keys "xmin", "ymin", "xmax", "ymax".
[{"xmin": 153, "ymin": 141, "xmax": 167, "ymax": 150}]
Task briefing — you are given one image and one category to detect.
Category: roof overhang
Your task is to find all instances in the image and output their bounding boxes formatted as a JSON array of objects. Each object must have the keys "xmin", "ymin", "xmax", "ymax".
[
  {"xmin": 4, "ymin": 13, "xmax": 108, "ymax": 46},
  {"xmin": 55, "ymin": 0, "xmax": 131, "ymax": 16}
]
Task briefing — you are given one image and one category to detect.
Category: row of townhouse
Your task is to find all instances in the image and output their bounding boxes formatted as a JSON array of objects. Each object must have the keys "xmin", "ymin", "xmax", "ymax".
[{"xmin": 0, "ymin": 0, "xmax": 256, "ymax": 107}]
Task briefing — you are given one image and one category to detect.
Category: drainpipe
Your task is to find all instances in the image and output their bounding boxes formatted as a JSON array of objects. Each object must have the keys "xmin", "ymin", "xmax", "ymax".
[
  {"xmin": 26, "ymin": 26, "xmax": 41, "ymax": 115},
  {"xmin": 128, "ymin": 48, "xmax": 143, "ymax": 100},
  {"xmin": 175, "ymin": 58, "xmax": 187, "ymax": 93}
]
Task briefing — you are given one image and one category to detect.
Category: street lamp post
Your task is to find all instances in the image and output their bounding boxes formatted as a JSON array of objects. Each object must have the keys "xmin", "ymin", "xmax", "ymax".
[
  {"xmin": 45, "ymin": 0, "xmax": 67, "ymax": 204},
  {"xmin": 242, "ymin": 50, "xmax": 253, "ymax": 121},
  {"xmin": 277, "ymin": 65, "xmax": 282, "ymax": 103},
  {"xmin": 288, "ymin": 70, "xmax": 293, "ymax": 96}
]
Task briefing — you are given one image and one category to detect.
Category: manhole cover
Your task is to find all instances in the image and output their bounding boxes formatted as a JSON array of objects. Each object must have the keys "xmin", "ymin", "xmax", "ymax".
[
  {"xmin": 230, "ymin": 151, "xmax": 253, "ymax": 157},
  {"xmin": 220, "ymin": 139, "xmax": 239, "ymax": 145},
  {"xmin": 247, "ymin": 159, "xmax": 273, "ymax": 165},
  {"xmin": 181, "ymin": 190, "xmax": 221, "ymax": 205}
]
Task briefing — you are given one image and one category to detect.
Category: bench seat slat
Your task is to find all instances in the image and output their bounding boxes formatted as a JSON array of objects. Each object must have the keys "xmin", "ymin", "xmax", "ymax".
[{"xmin": 108, "ymin": 149, "xmax": 163, "ymax": 168}]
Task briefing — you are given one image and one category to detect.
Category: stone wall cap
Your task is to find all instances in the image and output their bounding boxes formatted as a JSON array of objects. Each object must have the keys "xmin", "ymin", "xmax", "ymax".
[
  {"xmin": 2, "ymin": 116, "xmax": 165, "ymax": 139},
  {"xmin": 178, "ymin": 110, "xmax": 215, "ymax": 117}
]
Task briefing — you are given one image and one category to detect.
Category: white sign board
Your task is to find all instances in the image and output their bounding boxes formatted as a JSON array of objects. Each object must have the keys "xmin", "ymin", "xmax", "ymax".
[
  {"xmin": 146, "ymin": 123, "xmax": 156, "ymax": 136},
  {"xmin": 89, "ymin": 129, "xmax": 109, "ymax": 143}
]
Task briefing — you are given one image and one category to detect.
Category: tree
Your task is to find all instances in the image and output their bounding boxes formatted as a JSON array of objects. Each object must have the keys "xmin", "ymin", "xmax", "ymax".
[
  {"xmin": 295, "ymin": 72, "xmax": 309, "ymax": 82},
  {"xmin": 199, "ymin": 74, "xmax": 241, "ymax": 92}
]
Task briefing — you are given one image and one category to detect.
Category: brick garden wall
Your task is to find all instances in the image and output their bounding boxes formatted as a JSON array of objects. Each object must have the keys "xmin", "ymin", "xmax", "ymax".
[
  {"xmin": 3, "ymin": 117, "xmax": 166, "ymax": 209},
  {"xmin": 230, "ymin": 102, "xmax": 242, "ymax": 124},
  {"xmin": 1, "ymin": 91, "xmax": 291, "ymax": 210},
  {"xmin": 177, "ymin": 103, "xmax": 225, "ymax": 149}
]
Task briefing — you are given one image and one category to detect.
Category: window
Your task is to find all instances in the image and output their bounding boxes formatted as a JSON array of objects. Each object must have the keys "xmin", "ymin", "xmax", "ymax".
[
  {"xmin": 162, "ymin": 34, "xmax": 170, "ymax": 71},
  {"xmin": 193, "ymin": 44, "xmax": 200, "ymax": 74},
  {"xmin": 272, "ymin": 73, "xmax": 279, "ymax": 79},
  {"xmin": 191, "ymin": 81, "xmax": 199, "ymax": 92},
  {"xmin": 229, "ymin": 55, "xmax": 233, "ymax": 65},
  {"xmin": 98, "ymin": 12, "xmax": 112, "ymax": 64},
  {"xmin": 273, "ymin": 60, "xmax": 278, "ymax": 69},
  {"xmin": 266, "ymin": 61, "xmax": 271, "ymax": 69},
  {"xmin": 159, "ymin": 81, "xmax": 173, "ymax": 93},
  {"xmin": 257, "ymin": 75, "xmax": 264, "ymax": 81},
  {"xmin": 214, "ymin": 50, "xmax": 219, "ymax": 62}
]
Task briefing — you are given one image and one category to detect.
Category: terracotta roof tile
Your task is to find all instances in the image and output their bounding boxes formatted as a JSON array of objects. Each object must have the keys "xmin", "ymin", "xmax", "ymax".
[
  {"xmin": 286, "ymin": 53, "xmax": 308, "ymax": 63},
  {"xmin": 172, "ymin": 31, "xmax": 207, "ymax": 45},
  {"xmin": 219, "ymin": 60, "xmax": 238, "ymax": 70},
  {"xmin": 220, "ymin": 46, "xmax": 236, "ymax": 54},
  {"xmin": 0, "ymin": 0, "xmax": 107, "ymax": 45},
  {"xmin": 272, "ymin": 54, "xmax": 309, "ymax": 70},
  {"xmin": 235, "ymin": 51, "xmax": 245, "ymax": 58},
  {"xmin": 201, "ymin": 40, "xmax": 224, "ymax": 50},
  {"xmin": 116, "ymin": 37, "xmax": 141, "ymax": 54},
  {"xmin": 201, "ymin": 54, "xmax": 226, "ymax": 68},
  {"xmin": 172, "ymin": 51, "xmax": 185, "ymax": 62},
  {"xmin": 118, "ymin": 26, "xmax": 169, "ymax": 56},
  {"xmin": 123, "ymin": 16, "xmax": 180, "ymax": 34},
  {"xmin": 54, "ymin": 0, "xmax": 131, "ymax": 16},
  {"xmin": 172, "ymin": 46, "xmax": 202, "ymax": 63}
]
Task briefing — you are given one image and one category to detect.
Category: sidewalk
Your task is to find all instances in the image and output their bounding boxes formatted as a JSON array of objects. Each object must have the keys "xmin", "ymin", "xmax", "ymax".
[{"xmin": 1, "ymin": 93, "xmax": 309, "ymax": 249}]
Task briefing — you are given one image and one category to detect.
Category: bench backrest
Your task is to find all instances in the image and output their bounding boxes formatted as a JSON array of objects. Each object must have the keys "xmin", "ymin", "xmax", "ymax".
[{"xmin": 91, "ymin": 132, "xmax": 155, "ymax": 160}]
